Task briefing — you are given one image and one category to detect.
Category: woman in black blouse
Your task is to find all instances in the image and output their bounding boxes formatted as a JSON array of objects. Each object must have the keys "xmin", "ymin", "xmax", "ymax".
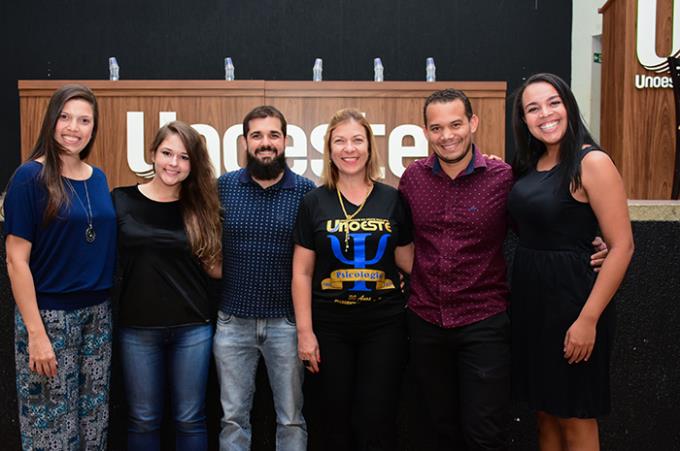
[{"xmin": 111, "ymin": 121, "xmax": 221, "ymax": 451}]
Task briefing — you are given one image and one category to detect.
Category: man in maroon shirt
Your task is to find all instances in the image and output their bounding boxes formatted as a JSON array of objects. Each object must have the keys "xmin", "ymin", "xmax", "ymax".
[
  {"xmin": 398, "ymin": 88, "xmax": 514, "ymax": 450},
  {"xmin": 399, "ymin": 89, "xmax": 606, "ymax": 450}
]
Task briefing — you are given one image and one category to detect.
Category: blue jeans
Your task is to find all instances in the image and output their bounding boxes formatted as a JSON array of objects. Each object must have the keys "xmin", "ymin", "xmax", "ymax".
[
  {"xmin": 213, "ymin": 311, "xmax": 307, "ymax": 451},
  {"xmin": 119, "ymin": 323, "xmax": 213, "ymax": 451}
]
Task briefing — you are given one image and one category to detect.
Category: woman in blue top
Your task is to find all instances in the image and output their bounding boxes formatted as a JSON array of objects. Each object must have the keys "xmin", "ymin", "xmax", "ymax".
[{"xmin": 4, "ymin": 84, "xmax": 116, "ymax": 451}]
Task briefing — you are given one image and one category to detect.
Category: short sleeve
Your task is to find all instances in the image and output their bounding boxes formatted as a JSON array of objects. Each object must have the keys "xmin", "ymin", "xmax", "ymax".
[
  {"xmin": 4, "ymin": 165, "xmax": 40, "ymax": 243},
  {"xmin": 293, "ymin": 194, "xmax": 316, "ymax": 250}
]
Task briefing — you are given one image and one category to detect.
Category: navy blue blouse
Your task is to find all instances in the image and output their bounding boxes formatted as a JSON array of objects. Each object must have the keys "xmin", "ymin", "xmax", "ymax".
[{"xmin": 4, "ymin": 161, "xmax": 116, "ymax": 310}]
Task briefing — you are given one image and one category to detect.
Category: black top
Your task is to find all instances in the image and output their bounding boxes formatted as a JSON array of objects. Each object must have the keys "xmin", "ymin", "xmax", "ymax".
[
  {"xmin": 112, "ymin": 185, "xmax": 213, "ymax": 327},
  {"xmin": 294, "ymin": 182, "xmax": 412, "ymax": 324},
  {"xmin": 508, "ymin": 149, "xmax": 599, "ymax": 252},
  {"xmin": 507, "ymin": 147, "xmax": 611, "ymax": 417}
]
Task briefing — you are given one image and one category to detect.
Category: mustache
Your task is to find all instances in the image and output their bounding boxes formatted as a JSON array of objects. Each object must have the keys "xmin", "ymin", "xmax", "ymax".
[{"xmin": 255, "ymin": 145, "xmax": 277, "ymax": 153}]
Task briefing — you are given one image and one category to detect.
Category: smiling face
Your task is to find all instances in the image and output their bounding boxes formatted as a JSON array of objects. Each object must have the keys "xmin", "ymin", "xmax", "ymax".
[
  {"xmin": 53, "ymin": 99, "xmax": 95, "ymax": 157},
  {"xmin": 521, "ymin": 81, "xmax": 568, "ymax": 152},
  {"xmin": 152, "ymin": 132, "xmax": 191, "ymax": 188},
  {"xmin": 329, "ymin": 119, "xmax": 370, "ymax": 180},
  {"xmin": 245, "ymin": 116, "xmax": 286, "ymax": 164},
  {"xmin": 423, "ymin": 99, "xmax": 479, "ymax": 167},
  {"xmin": 244, "ymin": 115, "xmax": 288, "ymax": 180}
]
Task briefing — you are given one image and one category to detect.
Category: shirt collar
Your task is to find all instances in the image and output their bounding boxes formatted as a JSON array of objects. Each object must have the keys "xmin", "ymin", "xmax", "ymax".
[
  {"xmin": 428, "ymin": 144, "xmax": 486, "ymax": 177},
  {"xmin": 239, "ymin": 166, "xmax": 296, "ymax": 190}
]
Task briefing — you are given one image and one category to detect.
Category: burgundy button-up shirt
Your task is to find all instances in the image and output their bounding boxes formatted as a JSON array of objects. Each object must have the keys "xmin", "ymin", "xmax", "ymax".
[{"xmin": 398, "ymin": 147, "xmax": 514, "ymax": 328}]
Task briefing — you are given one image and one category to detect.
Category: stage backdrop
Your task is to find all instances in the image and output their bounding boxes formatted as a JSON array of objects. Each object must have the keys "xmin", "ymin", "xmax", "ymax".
[
  {"xmin": 1, "ymin": 1, "xmax": 576, "ymax": 190},
  {"xmin": 18, "ymin": 80, "xmax": 506, "ymax": 188},
  {"xmin": 600, "ymin": 0, "xmax": 679, "ymax": 199}
]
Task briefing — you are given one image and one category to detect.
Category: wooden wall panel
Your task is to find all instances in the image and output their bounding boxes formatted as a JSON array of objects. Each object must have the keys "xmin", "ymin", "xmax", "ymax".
[
  {"xmin": 18, "ymin": 80, "xmax": 506, "ymax": 188},
  {"xmin": 601, "ymin": 0, "xmax": 676, "ymax": 199},
  {"xmin": 600, "ymin": 0, "xmax": 625, "ymax": 172}
]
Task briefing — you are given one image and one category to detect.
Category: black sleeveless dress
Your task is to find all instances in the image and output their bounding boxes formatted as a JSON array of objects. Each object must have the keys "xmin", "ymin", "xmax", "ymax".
[{"xmin": 507, "ymin": 147, "xmax": 614, "ymax": 418}]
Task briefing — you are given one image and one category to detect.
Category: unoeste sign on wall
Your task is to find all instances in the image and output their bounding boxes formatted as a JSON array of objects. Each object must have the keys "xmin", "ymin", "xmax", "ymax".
[
  {"xmin": 600, "ymin": 0, "xmax": 677, "ymax": 199},
  {"xmin": 18, "ymin": 80, "xmax": 506, "ymax": 188}
]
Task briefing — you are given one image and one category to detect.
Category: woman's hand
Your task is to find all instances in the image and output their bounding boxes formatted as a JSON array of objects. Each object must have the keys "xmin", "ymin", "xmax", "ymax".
[
  {"xmin": 28, "ymin": 331, "xmax": 58, "ymax": 377},
  {"xmin": 292, "ymin": 244, "xmax": 319, "ymax": 373},
  {"xmin": 482, "ymin": 153, "xmax": 504, "ymax": 161},
  {"xmin": 563, "ymin": 316, "xmax": 597, "ymax": 364},
  {"xmin": 297, "ymin": 330, "xmax": 321, "ymax": 374}
]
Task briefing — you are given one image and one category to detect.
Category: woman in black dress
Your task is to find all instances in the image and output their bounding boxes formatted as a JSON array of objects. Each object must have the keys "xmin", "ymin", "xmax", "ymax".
[{"xmin": 509, "ymin": 73, "xmax": 634, "ymax": 450}]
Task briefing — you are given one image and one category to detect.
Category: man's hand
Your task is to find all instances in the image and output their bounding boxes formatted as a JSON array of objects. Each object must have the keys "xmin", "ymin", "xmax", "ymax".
[{"xmin": 590, "ymin": 236, "xmax": 608, "ymax": 272}]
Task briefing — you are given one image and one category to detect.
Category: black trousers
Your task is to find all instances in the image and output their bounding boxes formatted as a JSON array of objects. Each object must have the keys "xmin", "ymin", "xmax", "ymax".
[
  {"xmin": 407, "ymin": 309, "xmax": 511, "ymax": 451},
  {"xmin": 311, "ymin": 312, "xmax": 407, "ymax": 451}
]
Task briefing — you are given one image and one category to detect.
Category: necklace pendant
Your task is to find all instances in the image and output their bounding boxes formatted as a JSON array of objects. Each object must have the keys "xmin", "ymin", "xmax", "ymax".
[{"xmin": 85, "ymin": 225, "xmax": 96, "ymax": 243}]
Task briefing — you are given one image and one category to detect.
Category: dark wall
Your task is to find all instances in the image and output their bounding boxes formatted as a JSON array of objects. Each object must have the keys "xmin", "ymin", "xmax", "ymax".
[
  {"xmin": 0, "ymin": 0, "xmax": 573, "ymax": 187},
  {"xmin": 2, "ymin": 221, "xmax": 680, "ymax": 450}
]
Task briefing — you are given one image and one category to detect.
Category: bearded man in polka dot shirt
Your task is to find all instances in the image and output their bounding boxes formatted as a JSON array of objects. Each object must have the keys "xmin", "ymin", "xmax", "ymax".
[{"xmin": 213, "ymin": 105, "xmax": 315, "ymax": 451}]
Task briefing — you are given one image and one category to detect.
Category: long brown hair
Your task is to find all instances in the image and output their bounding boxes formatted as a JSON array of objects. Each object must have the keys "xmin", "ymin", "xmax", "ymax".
[
  {"xmin": 149, "ymin": 121, "xmax": 222, "ymax": 266},
  {"xmin": 28, "ymin": 84, "xmax": 99, "ymax": 223},
  {"xmin": 320, "ymin": 108, "xmax": 381, "ymax": 189}
]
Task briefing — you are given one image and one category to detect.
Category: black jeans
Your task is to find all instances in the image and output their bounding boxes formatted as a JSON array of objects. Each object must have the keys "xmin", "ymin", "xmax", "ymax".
[
  {"xmin": 312, "ymin": 312, "xmax": 407, "ymax": 451},
  {"xmin": 408, "ymin": 309, "xmax": 511, "ymax": 451}
]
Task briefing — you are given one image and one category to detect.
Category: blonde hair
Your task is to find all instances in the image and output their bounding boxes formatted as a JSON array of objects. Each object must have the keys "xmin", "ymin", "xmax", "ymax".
[{"xmin": 320, "ymin": 108, "xmax": 381, "ymax": 189}]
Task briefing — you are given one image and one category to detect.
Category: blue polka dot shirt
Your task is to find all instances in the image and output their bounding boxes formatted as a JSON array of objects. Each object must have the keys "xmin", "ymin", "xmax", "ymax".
[{"xmin": 218, "ymin": 168, "xmax": 316, "ymax": 318}]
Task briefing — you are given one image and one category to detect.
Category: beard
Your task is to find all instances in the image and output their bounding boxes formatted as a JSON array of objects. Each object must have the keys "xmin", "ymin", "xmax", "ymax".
[{"xmin": 246, "ymin": 147, "xmax": 287, "ymax": 180}]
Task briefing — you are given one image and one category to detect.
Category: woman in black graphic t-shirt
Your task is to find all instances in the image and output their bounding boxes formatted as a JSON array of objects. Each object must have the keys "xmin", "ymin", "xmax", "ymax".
[{"xmin": 292, "ymin": 108, "xmax": 413, "ymax": 451}]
